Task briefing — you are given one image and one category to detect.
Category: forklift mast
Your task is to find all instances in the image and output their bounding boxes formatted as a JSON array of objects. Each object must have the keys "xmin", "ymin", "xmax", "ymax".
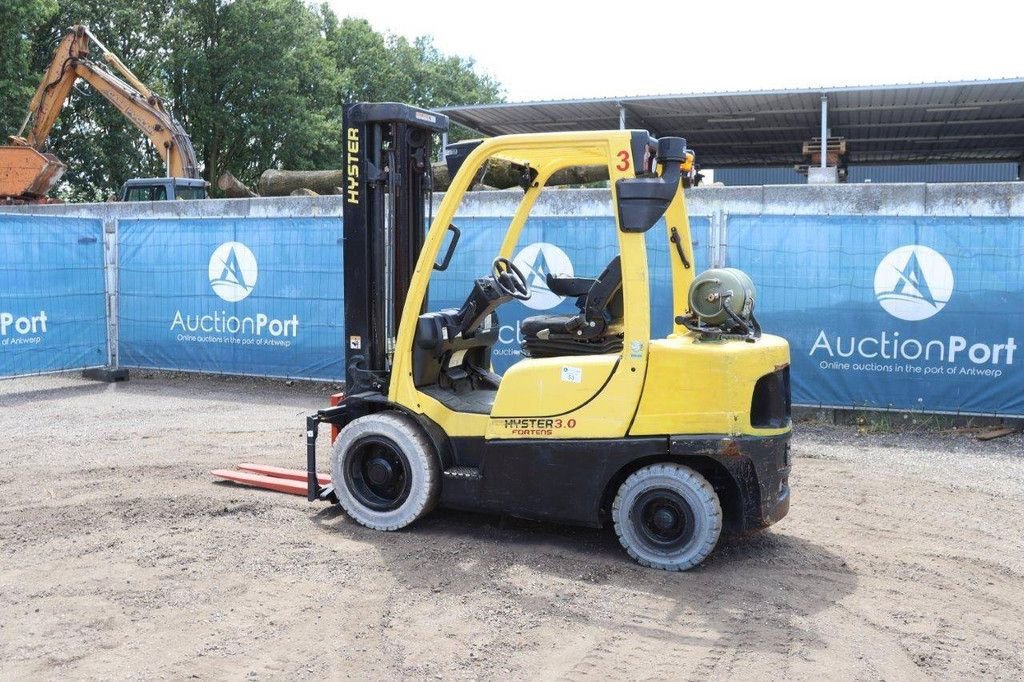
[{"xmin": 342, "ymin": 103, "xmax": 449, "ymax": 392}]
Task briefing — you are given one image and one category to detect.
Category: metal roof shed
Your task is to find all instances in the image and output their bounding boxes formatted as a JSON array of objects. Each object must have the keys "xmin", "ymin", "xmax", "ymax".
[{"xmin": 439, "ymin": 79, "xmax": 1024, "ymax": 169}]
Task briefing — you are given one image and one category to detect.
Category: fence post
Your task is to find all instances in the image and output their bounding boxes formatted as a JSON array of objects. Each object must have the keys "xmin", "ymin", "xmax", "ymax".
[
  {"xmin": 711, "ymin": 209, "xmax": 728, "ymax": 268},
  {"xmin": 83, "ymin": 218, "xmax": 129, "ymax": 382},
  {"xmin": 105, "ymin": 219, "xmax": 117, "ymax": 367}
]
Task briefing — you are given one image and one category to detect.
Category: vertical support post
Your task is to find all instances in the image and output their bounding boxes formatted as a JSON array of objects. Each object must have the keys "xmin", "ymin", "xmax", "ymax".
[
  {"xmin": 306, "ymin": 415, "xmax": 319, "ymax": 501},
  {"xmin": 618, "ymin": 103, "xmax": 626, "ymax": 130},
  {"xmin": 709, "ymin": 211, "xmax": 718, "ymax": 268},
  {"xmin": 439, "ymin": 131, "xmax": 448, "ymax": 162},
  {"xmin": 820, "ymin": 95, "xmax": 828, "ymax": 169},
  {"xmin": 83, "ymin": 216, "xmax": 129, "ymax": 381},
  {"xmin": 710, "ymin": 209, "xmax": 728, "ymax": 268},
  {"xmin": 103, "ymin": 218, "xmax": 118, "ymax": 368},
  {"xmin": 718, "ymin": 210, "xmax": 729, "ymax": 268},
  {"xmin": 707, "ymin": 211, "xmax": 716, "ymax": 269}
]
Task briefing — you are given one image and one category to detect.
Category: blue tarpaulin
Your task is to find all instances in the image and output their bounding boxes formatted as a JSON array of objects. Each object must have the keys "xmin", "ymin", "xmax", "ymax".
[
  {"xmin": 11, "ymin": 208, "xmax": 1009, "ymax": 416},
  {"xmin": 0, "ymin": 214, "xmax": 107, "ymax": 377},
  {"xmin": 118, "ymin": 217, "xmax": 344, "ymax": 380},
  {"xmin": 727, "ymin": 214, "xmax": 1024, "ymax": 415}
]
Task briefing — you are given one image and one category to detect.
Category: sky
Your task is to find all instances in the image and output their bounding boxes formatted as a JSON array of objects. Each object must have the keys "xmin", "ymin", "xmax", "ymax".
[{"xmin": 328, "ymin": 0, "xmax": 1024, "ymax": 101}]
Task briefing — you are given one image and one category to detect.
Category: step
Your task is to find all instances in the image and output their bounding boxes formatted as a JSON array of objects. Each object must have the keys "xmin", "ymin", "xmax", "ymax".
[{"xmin": 443, "ymin": 466, "xmax": 482, "ymax": 480}]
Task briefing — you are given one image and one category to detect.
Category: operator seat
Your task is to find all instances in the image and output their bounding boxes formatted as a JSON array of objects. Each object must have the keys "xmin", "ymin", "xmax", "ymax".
[{"xmin": 521, "ymin": 256, "xmax": 625, "ymax": 358}]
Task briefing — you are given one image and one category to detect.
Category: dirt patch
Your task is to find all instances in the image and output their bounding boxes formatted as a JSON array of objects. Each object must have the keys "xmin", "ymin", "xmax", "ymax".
[{"xmin": 1, "ymin": 372, "xmax": 1022, "ymax": 678}]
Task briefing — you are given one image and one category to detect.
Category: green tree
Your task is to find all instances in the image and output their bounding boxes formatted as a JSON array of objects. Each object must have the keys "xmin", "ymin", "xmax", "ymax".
[
  {"xmin": 3, "ymin": 0, "xmax": 502, "ymax": 199},
  {"xmin": 164, "ymin": 0, "xmax": 343, "ymax": 186},
  {"xmin": 322, "ymin": 16, "xmax": 501, "ymax": 145},
  {"xmin": 322, "ymin": 16, "xmax": 501, "ymax": 109},
  {"xmin": 0, "ymin": 0, "xmax": 58, "ymax": 142}
]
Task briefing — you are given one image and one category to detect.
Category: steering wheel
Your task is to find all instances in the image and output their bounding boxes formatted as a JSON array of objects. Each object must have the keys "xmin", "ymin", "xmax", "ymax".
[{"xmin": 491, "ymin": 257, "xmax": 531, "ymax": 301}]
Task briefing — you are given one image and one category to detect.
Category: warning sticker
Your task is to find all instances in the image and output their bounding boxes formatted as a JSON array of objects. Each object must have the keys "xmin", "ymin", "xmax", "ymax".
[{"xmin": 561, "ymin": 365, "xmax": 582, "ymax": 383}]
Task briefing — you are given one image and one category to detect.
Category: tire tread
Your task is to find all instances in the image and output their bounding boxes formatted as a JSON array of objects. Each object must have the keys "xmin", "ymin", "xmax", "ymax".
[
  {"xmin": 611, "ymin": 463, "xmax": 722, "ymax": 571},
  {"xmin": 331, "ymin": 411, "xmax": 440, "ymax": 532}
]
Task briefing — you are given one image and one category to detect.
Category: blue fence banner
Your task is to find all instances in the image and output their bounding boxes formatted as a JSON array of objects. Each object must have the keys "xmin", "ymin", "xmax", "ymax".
[
  {"xmin": 431, "ymin": 215, "xmax": 712, "ymax": 373},
  {"xmin": 118, "ymin": 217, "xmax": 344, "ymax": 380},
  {"xmin": 0, "ymin": 214, "xmax": 107, "ymax": 377},
  {"xmin": 10, "ymin": 206, "xmax": 1023, "ymax": 417},
  {"xmin": 727, "ymin": 214, "xmax": 1024, "ymax": 416}
]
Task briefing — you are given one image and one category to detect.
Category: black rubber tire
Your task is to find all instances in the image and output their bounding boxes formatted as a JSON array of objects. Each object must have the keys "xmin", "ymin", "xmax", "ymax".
[
  {"xmin": 611, "ymin": 463, "xmax": 722, "ymax": 571},
  {"xmin": 330, "ymin": 411, "xmax": 440, "ymax": 531}
]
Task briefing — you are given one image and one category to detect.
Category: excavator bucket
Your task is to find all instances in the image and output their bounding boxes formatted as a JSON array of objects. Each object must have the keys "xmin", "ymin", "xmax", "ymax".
[{"xmin": 0, "ymin": 146, "xmax": 66, "ymax": 200}]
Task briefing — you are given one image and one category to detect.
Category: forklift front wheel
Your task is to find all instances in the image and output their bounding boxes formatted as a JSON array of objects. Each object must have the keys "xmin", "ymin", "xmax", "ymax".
[
  {"xmin": 331, "ymin": 412, "xmax": 440, "ymax": 531},
  {"xmin": 612, "ymin": 463, "xmax": 722, "ymax": 571}
]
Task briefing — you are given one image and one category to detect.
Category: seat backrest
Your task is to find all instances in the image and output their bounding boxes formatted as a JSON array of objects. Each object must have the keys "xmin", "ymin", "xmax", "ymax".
[{"xmin": 583, "ymin": 256, "xmax": 622, "ymax": 327}]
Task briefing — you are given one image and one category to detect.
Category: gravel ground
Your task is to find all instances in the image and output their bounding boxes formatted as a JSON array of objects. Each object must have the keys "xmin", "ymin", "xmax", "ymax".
[{"xmin": 1, "ymin": 371, "xmax": 1023, "ymax": 680}]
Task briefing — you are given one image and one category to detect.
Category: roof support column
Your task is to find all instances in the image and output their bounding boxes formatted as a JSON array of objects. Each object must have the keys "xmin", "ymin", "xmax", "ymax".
[
  {"xmin": 820, "ymin": 95, "xmax": 828, "ymax": 168},
  {"xmin": 619, "ymin": 103, "xmax": 626, "ymax": 130}
]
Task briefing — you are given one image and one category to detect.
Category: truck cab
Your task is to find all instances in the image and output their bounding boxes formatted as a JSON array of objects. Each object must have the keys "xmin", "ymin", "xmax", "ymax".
[{"xmin": 119, "ymin": 177, "xmax": 208, "ymax": 202}]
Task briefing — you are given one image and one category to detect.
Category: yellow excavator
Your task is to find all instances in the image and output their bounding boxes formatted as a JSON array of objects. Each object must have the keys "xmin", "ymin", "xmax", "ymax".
[{"xmin": 0, "ymin": 24, "xmax": 206, "ymax": 203}]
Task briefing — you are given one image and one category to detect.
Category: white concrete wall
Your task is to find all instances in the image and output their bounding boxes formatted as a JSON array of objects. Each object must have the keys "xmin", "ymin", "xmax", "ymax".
[{"xmin": 4, "ymin": 182, "xmax": 1022, "ymax": 221}]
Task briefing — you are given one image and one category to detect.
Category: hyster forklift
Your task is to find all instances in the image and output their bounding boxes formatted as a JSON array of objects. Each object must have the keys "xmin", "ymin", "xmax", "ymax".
[{"xmin": 306, "ymin": 102, "xmax": 792, "ymax": 571}]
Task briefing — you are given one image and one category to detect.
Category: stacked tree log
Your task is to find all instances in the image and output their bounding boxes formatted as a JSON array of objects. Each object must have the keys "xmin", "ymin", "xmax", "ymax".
[
  {"xmin": 217, "ymin": 160, "xmax": 609, "ymax": 199},
  {"xmin": 216, "ymin": 172, "xmax": 258, "ymax": 198}
]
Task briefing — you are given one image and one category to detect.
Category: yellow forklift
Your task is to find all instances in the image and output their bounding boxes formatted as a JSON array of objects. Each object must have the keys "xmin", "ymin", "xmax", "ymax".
[{"xmin": 305, "ymin": 103, "xmax": 791, "ymax": 570}]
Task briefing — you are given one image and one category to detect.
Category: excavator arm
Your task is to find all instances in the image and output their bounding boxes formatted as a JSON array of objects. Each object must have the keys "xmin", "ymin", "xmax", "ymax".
[{"xmin": 2, "ymin": 24, "xmax": 199, "ymax": 200}]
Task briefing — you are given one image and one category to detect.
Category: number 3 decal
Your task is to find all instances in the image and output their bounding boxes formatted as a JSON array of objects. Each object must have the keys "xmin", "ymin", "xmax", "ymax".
[{"xmin": 616, "ymin": 150, "xmax": 630, "ymax": 171}]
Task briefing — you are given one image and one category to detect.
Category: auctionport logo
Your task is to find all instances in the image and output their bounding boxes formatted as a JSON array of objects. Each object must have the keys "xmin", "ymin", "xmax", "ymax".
[
  {"xmin": 0, "ymin": 310, "xmax": 47, "ymax": 346},
  {"xmin": 512, "ymin": 242, "xmax": 573, "ymax": 311},
  {"xmin": 811, "ymin": 243, "xmax": 1014, "ymax": 376},
  {"xmin": 874, "ymin": 245, "xmax": 953, "ymax": 321},
  {"xmin": 209, "ymin": 241, "xmax": 258, "ymax": 302},
  {"xmin": 171, "ymin": 240, "xmax": 298, "ymax": 344}
]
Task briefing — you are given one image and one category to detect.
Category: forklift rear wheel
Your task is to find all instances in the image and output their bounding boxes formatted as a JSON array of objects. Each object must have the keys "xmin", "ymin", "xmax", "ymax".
[
  {"xmin": 612, "ymin": 463, "xmax": 722, "ymax": 571},
  {"xmin": 331, "ymin": 412, "xmax": 440, "ymax": 531}
]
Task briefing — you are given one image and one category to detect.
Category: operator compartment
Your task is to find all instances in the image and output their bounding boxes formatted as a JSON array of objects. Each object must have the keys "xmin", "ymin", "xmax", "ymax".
[
  {"xmin": 413, "ymin": 308, "xmax": 500, "ymax": 391},
  {"xmin": 413, "ymin": 265, "xmax": 524, "ymax": 414}
]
